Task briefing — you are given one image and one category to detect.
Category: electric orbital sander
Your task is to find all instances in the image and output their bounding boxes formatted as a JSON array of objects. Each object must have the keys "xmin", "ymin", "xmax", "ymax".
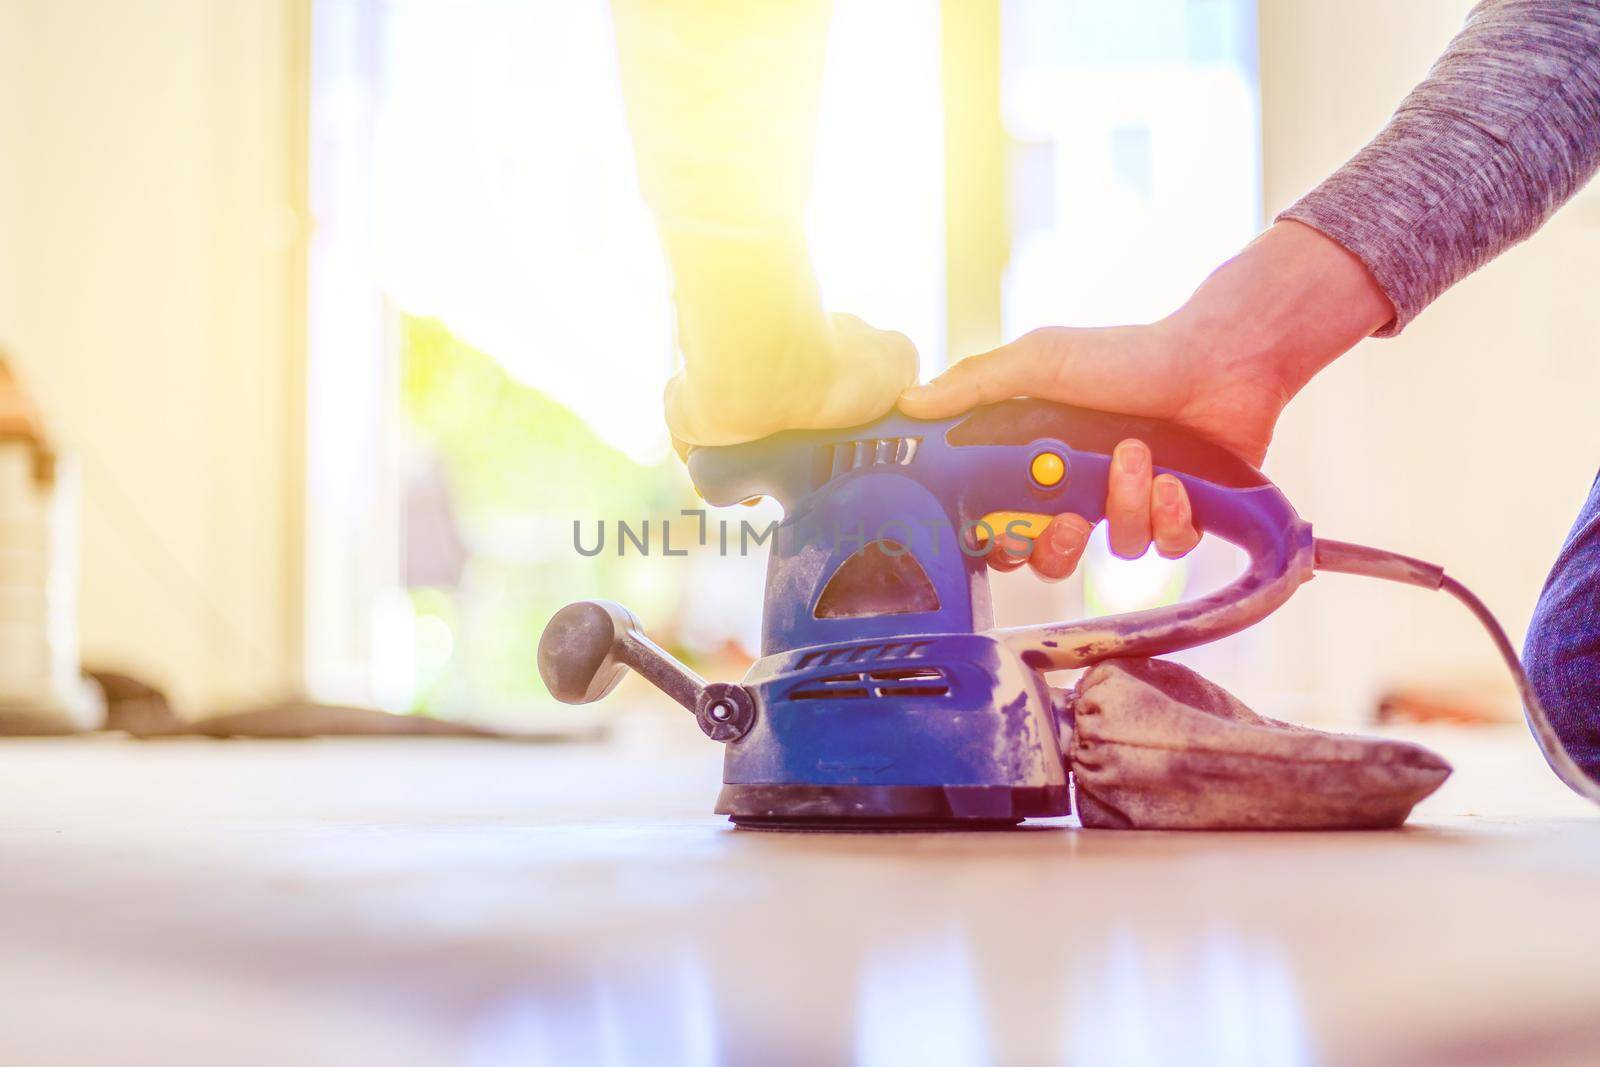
[{"xmin": 538, "ymin": 398, "xmax": 1598, "ymax": 829}]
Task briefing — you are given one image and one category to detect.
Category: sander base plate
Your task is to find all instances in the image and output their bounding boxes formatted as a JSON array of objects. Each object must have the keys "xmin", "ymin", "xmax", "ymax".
[{"xmin": 716, "ymin": 783, "xmax": 1069, "ymax": 832}]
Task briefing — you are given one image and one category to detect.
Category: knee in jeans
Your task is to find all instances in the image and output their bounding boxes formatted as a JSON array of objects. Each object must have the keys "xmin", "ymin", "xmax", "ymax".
[{"xmin": 1523, "ymin": 610, "xmax": 1567, "ymax": 705}]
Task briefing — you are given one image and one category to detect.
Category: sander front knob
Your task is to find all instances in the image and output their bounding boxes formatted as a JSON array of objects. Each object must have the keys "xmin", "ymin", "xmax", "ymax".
[
  {"xmin": 539, "ymin": 601, "xmax": 751, "ymax": 742},
  {"xmin": 537, "ymin": 600, "xmax": 641, "ymax": 705}
]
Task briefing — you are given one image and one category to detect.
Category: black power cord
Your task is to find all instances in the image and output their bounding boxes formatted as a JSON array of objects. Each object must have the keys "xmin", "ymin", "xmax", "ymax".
[{"xmin": 1314, "ymin": 537, "xmax": 1600, "ymax": 805}]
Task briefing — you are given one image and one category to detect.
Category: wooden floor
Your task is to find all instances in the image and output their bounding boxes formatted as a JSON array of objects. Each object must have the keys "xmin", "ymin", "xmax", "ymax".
[{"xmin": 2, "ymin": 727, "xmax": 1598, "ymax": 1066}]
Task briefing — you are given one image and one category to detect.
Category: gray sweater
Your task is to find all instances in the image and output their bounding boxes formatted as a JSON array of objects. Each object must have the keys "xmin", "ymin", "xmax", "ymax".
[{"xmin": 1280, "ymin": 0, "xmax": 1600, "ymax": 335}]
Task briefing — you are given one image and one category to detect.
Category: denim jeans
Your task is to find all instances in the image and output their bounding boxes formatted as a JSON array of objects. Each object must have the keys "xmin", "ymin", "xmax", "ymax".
[{"xmin": 1525, "ymin": 470, "xmax": 1600, "ymax": 779}]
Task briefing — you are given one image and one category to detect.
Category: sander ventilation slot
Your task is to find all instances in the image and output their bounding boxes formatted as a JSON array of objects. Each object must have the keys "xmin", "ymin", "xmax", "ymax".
[
  {"xmin": 816, "ymin": 436, "xmax": 922, "ymax": 483},
  {"xmin": 796, "ymin": 641, "xmax": 934, "ymax": 668},
  {"xmin": 788, "ymin": 666, "xmax": 950, "ymax": 702}
]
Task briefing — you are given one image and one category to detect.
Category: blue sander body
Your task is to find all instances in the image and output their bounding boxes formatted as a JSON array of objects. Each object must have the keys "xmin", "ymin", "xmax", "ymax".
[{"xmin": 538, "ymin": 398, "xmax": 1595, "ymax": 828}]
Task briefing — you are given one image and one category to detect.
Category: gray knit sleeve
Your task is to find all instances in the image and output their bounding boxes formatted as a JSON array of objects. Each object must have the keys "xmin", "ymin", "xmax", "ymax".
[{"xmin": 1278, "ymin": 0, "xmax": 1600, "ymax": 336}]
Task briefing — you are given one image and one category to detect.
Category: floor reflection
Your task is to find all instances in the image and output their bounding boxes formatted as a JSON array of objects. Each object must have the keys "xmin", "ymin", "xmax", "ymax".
[
  {"xmin": 463, "ymin": 893, "xmax": 1314, "ymax": 1066},
  {"xmin": 856, "ymin": 921, "xmax": 988, "ymax": 1066},
  {"xmin": 1064, "ymin": 925, "xmax": 1312, "ymax": 1066}
]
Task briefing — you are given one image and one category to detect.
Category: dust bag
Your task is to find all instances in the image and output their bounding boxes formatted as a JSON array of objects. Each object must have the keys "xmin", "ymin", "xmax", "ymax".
[{"xmin": 1069, "ymin": 658, "xmax": 1451, "ymax": 830}]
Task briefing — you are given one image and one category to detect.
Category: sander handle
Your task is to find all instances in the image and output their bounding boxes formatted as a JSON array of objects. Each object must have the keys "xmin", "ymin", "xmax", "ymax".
[
  {"xmin": 946, "ymin": 400, "xmax": 1317, "ymax": 669},
  {"xmin": 687, "ymin": 398, "xmax": 1316, "ymax": 665}
]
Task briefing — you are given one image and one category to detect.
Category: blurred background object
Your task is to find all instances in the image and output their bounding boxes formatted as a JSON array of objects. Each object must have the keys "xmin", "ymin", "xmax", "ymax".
[
  {"xmin": 0, "ymin": 0, "xmax": 305, "ymax": 724},
  {"xmin": 1, "ymin": 0, "xmax": 1597, "ymax": 733},
  {"xmin": 0, "ymin": 357, "xmax": 103, "ymax": 734}
]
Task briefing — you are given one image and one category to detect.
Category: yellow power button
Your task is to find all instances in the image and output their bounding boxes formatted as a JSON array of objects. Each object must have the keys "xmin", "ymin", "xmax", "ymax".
[{"xmin": 1030, "ymin": 451, "xmax": 1066, "ymax": 488}]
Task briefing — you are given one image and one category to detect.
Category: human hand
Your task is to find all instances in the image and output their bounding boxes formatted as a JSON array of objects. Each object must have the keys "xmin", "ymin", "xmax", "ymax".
[
  {"xmin": 901, "ymin": 321, "xmax": 1285, "ymax": 465},
  {"xmin": 905, "ymin": 320, "xmax": 1285, "ymax": 579},
  {"xmin": 666, "ymin": 310, "xmax": 917, "ymax": 449},
  {"xmin": 899, "ymin": 319, "xmax": 1284, "ymax": 580},
  {"xmin": 899, "ymin": 221, "xmax": 1395, "ymax": 581},
  {"xmin": 964, "ymin": 433, "xmax": 1204, "ymax": 580}
]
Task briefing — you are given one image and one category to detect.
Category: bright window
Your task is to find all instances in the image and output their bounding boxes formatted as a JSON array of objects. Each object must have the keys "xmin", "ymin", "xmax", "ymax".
[
  {"xmin": 306, "ymin": 0, "xmax": 1258, "ymax": 723},
  {"xmin": 995, "ymin": 0, "xmax": 1259, "ymax": 672},
  {"xmin": 307, "ymin": 0, "xmax": 942, "ymax": 723}
]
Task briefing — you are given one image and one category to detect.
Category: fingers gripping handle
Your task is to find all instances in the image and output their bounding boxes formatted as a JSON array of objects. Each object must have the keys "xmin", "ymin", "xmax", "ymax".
[
  {"xmin": 937, "ymin": 402, "xmax": 1315, "ymax": 668},
  {"xmin": 996, "ymin": 473, "xmax": 1315, "ymax": 669}
]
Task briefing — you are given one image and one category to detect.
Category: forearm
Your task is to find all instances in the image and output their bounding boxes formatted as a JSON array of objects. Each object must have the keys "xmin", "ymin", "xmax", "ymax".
[
  {"xmin": 1166, "ymin": 221, "xmax": 1393, "ymax": 402},
  {"xmin": 610, "ymin": 0, "xmax": 833, "ymax": 379},
  {"xmin": 656, "ymin": 221, "xmax": 833, "ymax": 435},
  {"xmin": 611, "ymin": 1, "xmax": 915, "ymax": 446},
  {"xmin": 1280, "ymin": 0, "xmax": 1600, "ymax": 335}
]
